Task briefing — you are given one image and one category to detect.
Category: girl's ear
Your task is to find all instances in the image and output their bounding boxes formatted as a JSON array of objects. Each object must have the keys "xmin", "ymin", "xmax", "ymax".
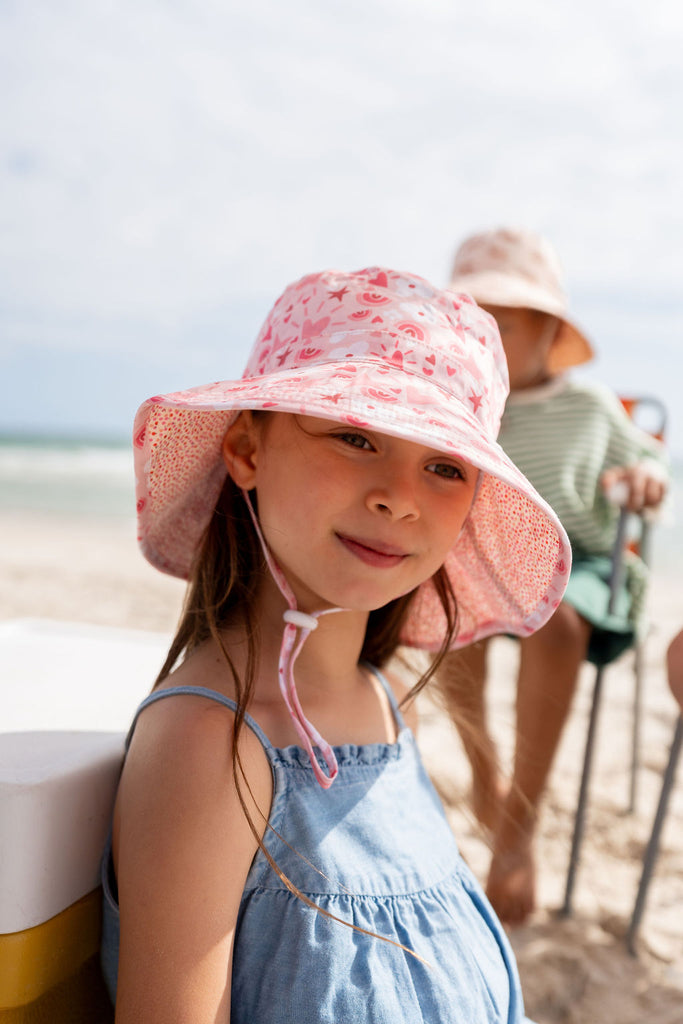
[{"xmin": 222, "ymin": 411, "xmax": 261, "ymax": 489}]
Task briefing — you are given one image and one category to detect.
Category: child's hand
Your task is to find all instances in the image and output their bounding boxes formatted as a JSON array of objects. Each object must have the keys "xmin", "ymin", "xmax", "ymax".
[{"xmin": 600, "ymin": 463, "xmax": 668, "ymax": 512}]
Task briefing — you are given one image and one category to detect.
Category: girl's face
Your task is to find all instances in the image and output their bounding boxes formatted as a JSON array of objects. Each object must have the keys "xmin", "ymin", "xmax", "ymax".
[
  {"xmin": 483, "ymin": 305, "xmax": 560, "ymax": 390},
  {"xmin": 225, "ymin": 413, "xmax": 478, "ymax": 615}
]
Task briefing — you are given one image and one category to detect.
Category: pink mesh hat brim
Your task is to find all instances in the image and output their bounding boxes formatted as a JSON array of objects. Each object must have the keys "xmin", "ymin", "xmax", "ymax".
[{"xmin": 134, "ymin": 361, "xmax": 570, "ymax": 651}]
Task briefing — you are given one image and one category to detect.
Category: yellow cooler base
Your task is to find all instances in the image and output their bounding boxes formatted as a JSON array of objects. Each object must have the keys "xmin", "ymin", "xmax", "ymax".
[
  {"xmin": 0, "ymin": 956, "xmax": 113, "ymax": 1024},
  {"xmin": 0, "ymin": 890, "xmax": 113, "ymax": 1024}
]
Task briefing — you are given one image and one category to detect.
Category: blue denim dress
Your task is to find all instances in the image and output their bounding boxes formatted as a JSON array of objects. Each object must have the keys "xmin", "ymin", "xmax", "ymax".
[{"xmin": 101, "ymin": 670, "xmax": 532, "ymax": 1023}]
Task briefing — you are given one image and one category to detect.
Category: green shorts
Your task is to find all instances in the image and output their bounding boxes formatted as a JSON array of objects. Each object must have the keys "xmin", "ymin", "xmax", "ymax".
[{"xmin": 564, "ymin": 553, "xmax": 646, "ymax": 667}]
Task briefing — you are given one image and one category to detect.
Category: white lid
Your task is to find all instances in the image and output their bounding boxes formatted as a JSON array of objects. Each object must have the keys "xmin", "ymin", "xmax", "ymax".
[
  {"xmin": 0, "ymin": 731, "xmax": 124, "ymax": 932},
  {"xmin": 1, "ymin": 618, "xmax": 169, "ymax": 732}
]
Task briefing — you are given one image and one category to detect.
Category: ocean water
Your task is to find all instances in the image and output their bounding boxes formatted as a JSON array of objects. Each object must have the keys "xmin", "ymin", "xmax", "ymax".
[
  {"xmin": 1, "ymin": 434, "xmax": 682, "ymax": 576},
  {"xmin": 0, "ymin": 435, "xmax": 135, "ymax": 519}
]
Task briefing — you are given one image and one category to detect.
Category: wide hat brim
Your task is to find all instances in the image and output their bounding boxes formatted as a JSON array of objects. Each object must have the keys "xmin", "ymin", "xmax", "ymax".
[
  {"xmin": 450, "ymin": 269, "xmax": 594, "ymax": 372},
  {"xmin": 134, "ymin": 359, "xmax": 570, "ymax": 651}
]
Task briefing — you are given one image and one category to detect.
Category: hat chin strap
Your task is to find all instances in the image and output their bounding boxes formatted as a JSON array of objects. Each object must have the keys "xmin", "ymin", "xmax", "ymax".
[{"xmin": 242, "ymin": 491, "xmax": 344, "ymax": 789}]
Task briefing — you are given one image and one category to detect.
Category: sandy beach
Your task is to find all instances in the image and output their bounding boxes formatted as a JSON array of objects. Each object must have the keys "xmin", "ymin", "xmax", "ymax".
[{"xmin": 2, "ymin": 509, "xmax": 682, "ymax": 1023}]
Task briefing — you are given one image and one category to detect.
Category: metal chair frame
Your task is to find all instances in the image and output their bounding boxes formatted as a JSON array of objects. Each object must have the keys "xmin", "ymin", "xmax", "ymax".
[
  {"xmin": 626, "ymin": 714, "xmax": 682, "ymax": 953},
  {"xmin": 561, "ymin": 395, "xmax": 667, "ymax": 918}
]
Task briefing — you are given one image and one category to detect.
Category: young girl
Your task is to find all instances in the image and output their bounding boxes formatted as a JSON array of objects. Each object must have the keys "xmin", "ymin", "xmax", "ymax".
[
  {"xmin": 439, "ymin": 228, "xmax": 668, "ymax": 925},
  {"xmin": 100, "ymin": 267, "xmax": 569, "ymax": 1023}
]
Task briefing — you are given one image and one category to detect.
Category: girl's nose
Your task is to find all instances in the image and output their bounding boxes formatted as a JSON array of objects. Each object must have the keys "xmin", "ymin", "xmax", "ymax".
[{"xmin": 366, "ymin": 476, "xmax": 420, "ymax": 522}]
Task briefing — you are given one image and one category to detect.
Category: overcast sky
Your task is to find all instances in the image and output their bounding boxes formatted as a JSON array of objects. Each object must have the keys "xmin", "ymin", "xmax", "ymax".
[{"xmin": 2, "ymin": 0, "xmax": 682, "ymax": 455}]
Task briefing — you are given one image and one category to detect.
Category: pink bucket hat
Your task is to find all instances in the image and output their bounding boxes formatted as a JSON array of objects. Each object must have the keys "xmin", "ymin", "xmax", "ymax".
[
  {"xmin": 134, "ymin": 267, "xmax": 570, "ymax": 652},
  {"xmin": 449, "ymin": 227, "xmax": 594, "ymax": 373}
]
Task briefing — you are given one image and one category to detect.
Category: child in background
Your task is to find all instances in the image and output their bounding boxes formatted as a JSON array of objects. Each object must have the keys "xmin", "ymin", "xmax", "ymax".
[
  {"xmin": 438, "ymin": 228, "xmax": 668, "ymax": 926},
  {"xmin": 100, "ymin": 267, "xmax": 569, "ymax": 1023}
]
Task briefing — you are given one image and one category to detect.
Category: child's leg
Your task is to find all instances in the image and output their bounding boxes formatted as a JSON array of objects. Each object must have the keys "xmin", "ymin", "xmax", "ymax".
[
  {"xmin": 488, "ymin": 600, "xmax": 591, "ymax": 924},
  {"xmin": 436, "ymin": 640, "xmax": 505, "ymax": 830},
  {"xmin": 667, "ymin": 628, "xmax": 683, "ymax": 709}
]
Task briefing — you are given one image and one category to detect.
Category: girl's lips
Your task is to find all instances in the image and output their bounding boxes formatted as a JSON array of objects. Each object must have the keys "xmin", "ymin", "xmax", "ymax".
[{"xmin": 337, "ymin": 534, "xmax": 409, "ymax": 569}]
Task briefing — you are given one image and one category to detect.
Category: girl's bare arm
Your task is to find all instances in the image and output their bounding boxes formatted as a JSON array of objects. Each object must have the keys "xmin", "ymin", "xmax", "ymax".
[{"xmin": 112, "ymin": 696, "xmax": 273, "ymax": 1024}]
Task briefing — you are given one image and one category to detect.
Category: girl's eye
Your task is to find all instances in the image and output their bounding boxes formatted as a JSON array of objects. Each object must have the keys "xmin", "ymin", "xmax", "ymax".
[
  {"xmin": 336, "ymin": 432, "xmax": 373, "ymax": 450},
  {"xmin": 427, "ymin": 462, "xmax": 465, "ymax": 480}
]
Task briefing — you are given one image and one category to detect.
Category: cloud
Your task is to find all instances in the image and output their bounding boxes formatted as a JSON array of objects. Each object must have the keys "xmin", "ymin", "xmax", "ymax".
[{"xmin": 1, "ymin": 0, "xmax": 682, "ymax": 449}]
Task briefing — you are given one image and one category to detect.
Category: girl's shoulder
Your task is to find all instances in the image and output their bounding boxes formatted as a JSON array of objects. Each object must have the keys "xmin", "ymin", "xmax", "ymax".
[
  {"xmin": 118, "ymin": 639, "xmax": 273, "ymax": 837},
  {"xmin": 130, "ymin": 686, "xmax": 270, "ymax": 789},
  {"xmin": 111, "ymin": 654, "xmax": 273, "ymax": 1018}
]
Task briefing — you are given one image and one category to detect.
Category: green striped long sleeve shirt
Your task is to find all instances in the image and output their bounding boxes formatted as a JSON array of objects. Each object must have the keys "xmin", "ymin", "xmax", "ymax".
[{"xmin": 498, "ymin": 375, "xmax": 667, "ymax": 559}]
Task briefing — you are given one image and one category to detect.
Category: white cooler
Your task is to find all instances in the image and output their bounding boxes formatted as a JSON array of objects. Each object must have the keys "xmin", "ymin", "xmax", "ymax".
[{"xmin": 0, "ymin": 619, "xmax": 169, "ymax": 1022}]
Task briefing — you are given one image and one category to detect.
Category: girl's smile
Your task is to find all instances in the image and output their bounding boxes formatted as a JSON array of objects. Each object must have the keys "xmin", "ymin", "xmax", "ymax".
[
  {"xmin": 224, "ymin": 412, "xmax": 478, "ymax": 615},
  {"xmin": 336, "ymin": 533, "xmax": 409, "ymax": 568}
]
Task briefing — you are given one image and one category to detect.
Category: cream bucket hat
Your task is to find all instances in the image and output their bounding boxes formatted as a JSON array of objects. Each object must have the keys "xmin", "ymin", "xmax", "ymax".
[{"xmin": 449, "ymin": 227, "xmax": 594, "ymax": 373}]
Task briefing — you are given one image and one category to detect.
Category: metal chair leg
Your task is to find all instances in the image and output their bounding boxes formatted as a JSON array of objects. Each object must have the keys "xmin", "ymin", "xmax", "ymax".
[
  {"xmin": 561, "ymin": 507, "xmax": 630, "ymax": 917},
  {"xmin": 561, "ymin": 665, "xmax": 606, "ymax": 916},
  {"xmin": 626, "ymin": 716, "xmax": 683, "ymax": 954},
  {"xmin": 628, "ymin": 520, "xmax": 652, "ymax": 816},
  {"xmin": 629, "ymin": 640, "xmax": 644, "ymax": 814}
]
